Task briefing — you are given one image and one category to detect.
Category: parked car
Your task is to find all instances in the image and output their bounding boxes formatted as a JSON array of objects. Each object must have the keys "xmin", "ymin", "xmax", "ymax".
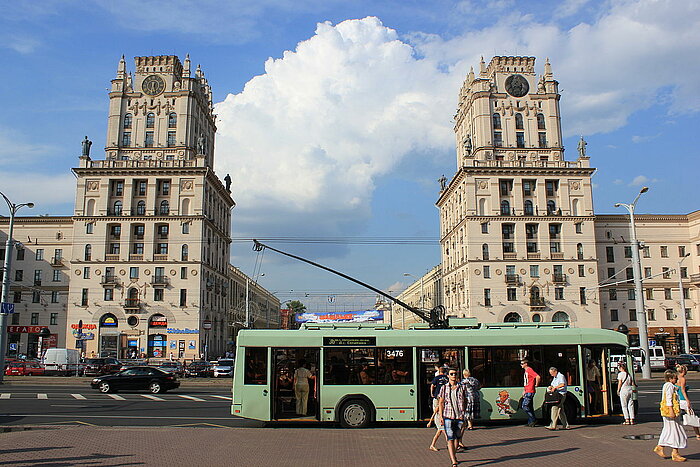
[
  {"xmin": 185, "ymin": 361, "xmax": 213, "ymax": 378},
  {"xmin": 630, "ymin": 346, "xmax": 666, "ymax": 371},
  {"xmin": 213, "ymin": 359, "xmax": 234, "ymax": 378},
  {"xmin": 671, "ymin": 355, "xmax": 700, "ymax": 371},
  {"xmin": 43, "ymin": 348, "xmax": 80, "ymax": 375},
  {"xmin": 83, "ymin": 357, "xmax": 122, "ymax": 376},
  {"xmin": 4, "ymin": 361, "xmax": 45, "ymax": 376},
  {"xmin": 159, "ymin": 361, "xmax": 185, "ymax": 377},
  {"xmin": 90, "ymin": 366, "xmax": 180, "ymax": 394},
  {"xmin": 119, "ymin": 359, "xmax": 148, "ymax": 371}
]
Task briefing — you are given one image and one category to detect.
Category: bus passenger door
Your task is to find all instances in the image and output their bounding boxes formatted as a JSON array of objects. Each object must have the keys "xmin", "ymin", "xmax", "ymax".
[
  {"xmin": 416, "ymin": 348, "xmax": 465, "ymax": 420},
  {"xmin": 234, "ymin": 347, "xmax": 271, "ymax": 422},
  {"xmin": 582, "ymin": 346, "xmax": 613, "ymax": 417}
]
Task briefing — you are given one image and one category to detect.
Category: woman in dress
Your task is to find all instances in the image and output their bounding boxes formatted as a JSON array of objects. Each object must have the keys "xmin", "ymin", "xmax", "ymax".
[
  {"xmin": 654, "ymin": 369, "xmax": 687, "ymax": 462},
  {"xmin": 461, "ymin": 369, "xmax": 481, "ymax": 430},
  {"xmin": 616, "ymin": 362, "xmax": 635, "ymax": 425},
  {"xmin": 293, "ymin": 359, "xmax": 314, "ymax": 416},
  {"xmin": 676, "ymin": 364, "xmax": 700, "ymax": 440}
]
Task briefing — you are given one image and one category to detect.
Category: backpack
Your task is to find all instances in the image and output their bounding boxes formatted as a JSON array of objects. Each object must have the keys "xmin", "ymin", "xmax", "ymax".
[{"xmin": 432, "ymin": 375, "xmax": 448, "ymax": 398}]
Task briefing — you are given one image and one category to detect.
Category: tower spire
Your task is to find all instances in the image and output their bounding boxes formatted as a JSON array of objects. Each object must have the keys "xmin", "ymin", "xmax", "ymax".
[
  {"xmin": 467, "ymin": 66, "xmax": 475, "ymax": 83},
  {"xmin": 116, "ymin": 55, "xmax": 126, "ymax": 79},
  {"xmin": 479, "ymin": 56, "xmax": 486, "ymax": 76},
  {"xmin": 544, "ymin": 57, "xmax": 553, "ymax": 78},
  {"xmin": 184, "ymin": 53, "xmax": 191, "ymax": 76}
]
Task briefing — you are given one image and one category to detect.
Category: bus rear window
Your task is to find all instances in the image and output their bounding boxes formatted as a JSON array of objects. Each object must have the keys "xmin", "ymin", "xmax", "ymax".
[{"xmin": 244, "ymin": 347, "xmax": 267, "ymax": 385}]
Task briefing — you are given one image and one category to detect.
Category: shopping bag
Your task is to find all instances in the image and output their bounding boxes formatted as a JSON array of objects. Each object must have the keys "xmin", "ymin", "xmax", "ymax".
[{"xmin": 683, "ymin": 409, "xmax": 700, "ymax": 427}]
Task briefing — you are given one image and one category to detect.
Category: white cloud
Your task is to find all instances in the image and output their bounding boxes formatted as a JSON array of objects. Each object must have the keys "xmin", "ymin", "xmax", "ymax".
[
  {"xmin": 554, "ymin": 0, "xmax": 591, "ymax": 18},
  {"xmin": 0, "ymin": 127, "xmax": 55, "ymax": 166},
  {"xmin": 613, "ymin": 179, "xmax": 624, "ymax": 185},
  {"xmin": 0, "ymin": 171, "xmax": 75, "ymax": 210},
  {"xmin": 631, "ymin": 133, "xmax": 660, "ymax": 143},
  {"xmin": 628, "ymin": 175, "xmax": 658, "ymax": 186}
]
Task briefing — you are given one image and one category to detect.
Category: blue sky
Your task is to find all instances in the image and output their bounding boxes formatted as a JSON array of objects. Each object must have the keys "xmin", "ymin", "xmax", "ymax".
[{"xmin": 2, "ymin": 0, "xmax": 699, "ymax": 313}]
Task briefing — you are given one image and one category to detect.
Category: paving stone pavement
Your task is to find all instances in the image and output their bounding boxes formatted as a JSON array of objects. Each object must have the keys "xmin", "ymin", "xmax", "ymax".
[{"xmin": 1, "ymin": 420, "xmax": 699, "ymax": 466}]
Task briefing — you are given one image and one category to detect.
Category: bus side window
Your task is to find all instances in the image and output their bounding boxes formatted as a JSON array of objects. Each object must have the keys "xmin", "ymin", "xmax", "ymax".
[
  {"xmin": 378, "ymin": 348, "xmax": 412, "ymax": 384},
  {"xmin": 244, "ymin": 347, "xmax": 267, "ymax": 385}
]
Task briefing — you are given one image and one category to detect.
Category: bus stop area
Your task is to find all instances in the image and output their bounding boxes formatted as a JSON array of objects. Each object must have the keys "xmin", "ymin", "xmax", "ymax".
[{"xmin": 2, "ymin": 420, "xmax": 699, "ymax": 466}]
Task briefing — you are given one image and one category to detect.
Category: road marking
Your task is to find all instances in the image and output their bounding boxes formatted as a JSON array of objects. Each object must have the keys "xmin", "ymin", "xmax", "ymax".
[
  {"xmin": 1, "ymin": 414, "xmax": 237, "ymax": 420},
  {"xmin": 209, "ymin": 395, "xmax": 232, "ymax": 400},
  {"xmin": 37, "ymin": 394, "xmax": 48, "ymax": 399},
  {"xmin": 178, "ymin": 395, "xmax": 206, "ymax": 402},
  {"xmin": 71, "ymin": 394, "xmax": 87, "ymax": 400},
  {"xmin": 0, "ymin": 394, "xmax": 10, "ymax": 399},
  {"xmin": 107, "ymin": 394, "xmax": 126, "ymax": 400},
  {"xmin": 141, "ymin": 394, "xmax": 166, "ymax": 401}
]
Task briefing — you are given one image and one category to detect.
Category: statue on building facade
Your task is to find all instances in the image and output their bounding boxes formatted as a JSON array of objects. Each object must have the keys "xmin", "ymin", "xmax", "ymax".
[
  {"xmin": 81, "ymin": 136, "xmax": 92, "ymax": 157},
  {"xmin": 577, "ymin": 135, "xmax": 587, "ymax": 158},
  {"xmin": 224, "ymin": 174, "xmax": 232, "ymax": 192},
  {"xmin": 197, "ymin": 134, "xmax": 207, "ymax": 155},
  {"xmin": 439, "ymin": 174, "xmax": 447, "ymax": 191},
  {"xmin": 463, "ymin": 135, "xmax": 472, "ymax": 155}
]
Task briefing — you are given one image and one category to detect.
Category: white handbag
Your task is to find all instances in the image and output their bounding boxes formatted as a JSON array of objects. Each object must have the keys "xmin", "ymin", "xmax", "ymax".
[{"xmin": 683, "ymin": 409, "xmax": 700, "ymax": 427}]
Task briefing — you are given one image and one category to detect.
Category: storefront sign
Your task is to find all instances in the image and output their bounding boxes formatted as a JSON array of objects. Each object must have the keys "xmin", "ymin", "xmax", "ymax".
[
  {"xmin": 101, "ymin": 315, "xmax": 118, "ymax": 327},
  {"xmin": 71, "ymin": 323, "xmax": 97, "ymax": 330},
  {"xmin": 323, "ymin": 337, "xmax": 376, "ymax": 346},
  {"xmin": 71, "ymin": 330, "xmax": 95, "ymax": 340},
  {"xmin": 150, "ymin": 320, "xmax": 168, "ymax": 327},
  {"xmin": 8, "ymin": 326, "xmax": 48, "ymax": 334},
  {"xmin": 167, "ymin": 328, "xmax": 199, "ymax": 334},
  {"xmin": 296, "ymin": 310, "xmax": 383, "ymax": 323}
]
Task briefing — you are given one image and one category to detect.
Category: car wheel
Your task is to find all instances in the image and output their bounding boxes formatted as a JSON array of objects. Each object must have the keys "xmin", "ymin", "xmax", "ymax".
[
  {"xmin": 98, "ymin": 382, "xmax": 111, "ymax": 393},
  {"xmin": 339, "ymin": 399, "xmax": 371, "ymax": 428},
  {"xmin": 149, "ymin": 381, "xmax": 163, "ymax": 394}
]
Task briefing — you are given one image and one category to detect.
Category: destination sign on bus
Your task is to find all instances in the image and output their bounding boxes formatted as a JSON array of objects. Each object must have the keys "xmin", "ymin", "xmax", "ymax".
[{"xmin": 323, "ymin": 337, "xmax": 376, "ymax": 347}]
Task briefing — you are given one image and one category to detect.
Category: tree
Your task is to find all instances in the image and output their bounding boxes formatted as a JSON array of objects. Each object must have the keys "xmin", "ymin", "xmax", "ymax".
[{"xmin": 286, "ymin": 300, "xmax": 306, "ymax": 329}]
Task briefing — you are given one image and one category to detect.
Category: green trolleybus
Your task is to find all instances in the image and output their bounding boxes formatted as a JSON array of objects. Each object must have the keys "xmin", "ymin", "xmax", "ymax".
[{"xmin": 231, "ymin": 318, "xmax": 635, "ymax": 428}]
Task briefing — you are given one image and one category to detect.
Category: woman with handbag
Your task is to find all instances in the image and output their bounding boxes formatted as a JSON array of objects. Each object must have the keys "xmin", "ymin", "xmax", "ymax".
[
  {"xmin": 616, "ymin": 362, "xmax": 635, "ymax": 425},
  {"xmin": 675, "ymin": 364, "xmax": 700, "ymax": 440},
  {"xmin": 654, "ymin": 369, "xmax": 687, "ymax": 462}
]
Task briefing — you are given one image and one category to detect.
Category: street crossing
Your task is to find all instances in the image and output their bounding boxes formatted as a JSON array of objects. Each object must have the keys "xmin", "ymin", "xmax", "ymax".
[{"xmin": 0, "ymin": 392, "xmax": 232, "ymax": 402}]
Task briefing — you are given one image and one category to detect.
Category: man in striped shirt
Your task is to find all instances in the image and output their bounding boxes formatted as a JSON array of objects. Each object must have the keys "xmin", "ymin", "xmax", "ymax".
[{"xmin": 438, "ymin": 368, "xmax": 467, "ymax": 467}]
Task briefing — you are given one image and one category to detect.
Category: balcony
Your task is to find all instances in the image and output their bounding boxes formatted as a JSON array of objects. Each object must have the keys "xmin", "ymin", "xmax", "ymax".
[
  {"xmin": 551, "ymin": 252, "xmax": 564, "ymax": 260},
  {"xmin": 503, "ymin": 252, "xmax": 517, "ymax": 260},
  {"xmin": 529, "ymin": 297, "xmax": 546, "ymax": 310},
  {"xmin": 101, "ymin": 275, "xmax": 119, "ymax": 287},
  {"xmin": 129, "ymin": 254, "xmax": 144, "ymax": 261},
  {"xmin": 552, "ymin": 274, "xmax": 567, "ymax": 284},
  {"xmin": 124, "ymin": 298, "xmax": 140, "ymax": 310},
  {"xmin": 50, "ymin": 257, "xmax": 63, "ymax": 267},
  {"xmin": 526, "ymin": 252, "xmax": 540, "ymax": 260},
  {"xmin": 151, "ymin": 276, "xmax": 169, "ymax": 287},
  {"xmin": 153, "ymin": 254, "xmax": 168, "ymax": 261},
  {"xmin": 33, "ymin": 280, "xmax": 41, "ymax": 286},
  {"xmin": 505, "ymin": 274, "xmax": 520, "ymax": 285},
  {"xmin": 105, "ymin": 254, "xmax": 120, "ymax": 262},
  {"xmin": 690, "ymin": 274, "xmax": 700, "ymax": 285}
]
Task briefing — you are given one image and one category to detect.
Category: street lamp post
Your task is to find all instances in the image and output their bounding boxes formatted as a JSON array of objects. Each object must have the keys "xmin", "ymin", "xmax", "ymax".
[
  {"xmin": 678, "ymin": 253, "xmax": 691, "ymax": 353},
  {"xmin": 615, "ymin": 186, "xmax": 651, "ymax": 380},
  {"xmin": 0, "ymin": 191, "xmax": 34, "ymax": 384}
]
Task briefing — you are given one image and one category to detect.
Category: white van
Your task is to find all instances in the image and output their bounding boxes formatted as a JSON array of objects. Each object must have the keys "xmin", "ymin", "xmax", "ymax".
[
  {"xmin": 630, "ymin": 346, "xmax": 666, "ymax": 371},
  {"xmin": 43, "ymin": 348, "xmax": 80, "ymax": 375}
]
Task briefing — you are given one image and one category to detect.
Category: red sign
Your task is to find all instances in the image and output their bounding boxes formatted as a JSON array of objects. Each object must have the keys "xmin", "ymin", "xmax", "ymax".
[
  {"xmin": 45, "ymin": 334, "xmax": 58, "ymax": 348},
  {"xmin": 8, "ymin": 326, "xmax": 47, "ymax": 334},
  {"xmin": 71, "ymin": 323, "xmax": 97, "ymax": 330},
  {"xmin": 150, "ymin": 320, "xmax": 167, "ymax": 327}
]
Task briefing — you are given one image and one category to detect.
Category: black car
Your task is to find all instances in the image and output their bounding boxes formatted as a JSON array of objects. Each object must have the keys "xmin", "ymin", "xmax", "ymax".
[
  {"xmin": 90, "ymin": 366, "xmax": 180, "ymax": 394},
  {"xmin": 185, "ymin": 361, "xmax": 213, "ymax": 378},
  {"xmin": 83, "ymin": 358, "xmax": 121, "ymax": 376},
  {"xmin": 677, "ymin": 355, "xmax": 700, "ymax": 371}
]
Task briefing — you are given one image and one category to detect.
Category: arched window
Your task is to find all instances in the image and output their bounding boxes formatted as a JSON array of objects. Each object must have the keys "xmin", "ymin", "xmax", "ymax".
[
  {"xmin": 552, "ymin": 311, "xmax": 570, "ymax": 323},
  {"xmin": 577, "ymin": 243, "xmax": 584, "ymax": 260},
  {"xmin": 478, "ymin": 198, "xmax": 487, "ymax": 216},
  {"xmin": 136, "ymin": 200, "xmax": 146, "ymax": 215},
  {"xmin": 537, "ymin": 113, "xmax": 545, "ymax": 130},
  {"xmin": 547, "ymin": 200, "xmax": 556, "ymax": 214},
  {"xmin": 86, "ymin": 199, "xmax": 95, "ymax": 216},
  {"xmin": 113, "ymin": 200, "xmax": 122, "ymax": 216},
  {"xmin": 504, "ymin": 312, "xmax": 522, "ymax": 323},
  {"xmin": 532, "ymin": 313, "xmax": 542, "ymax": 323},
  {"xmin": 492, "ymin": 113, "xmax": 502, "ymax": 129},
  {"xmin": 181, "ymin": 244, "xmax": 189, "ymax": 261},
  {"xmin": 123, "ymin": 113, "xmax": 132, "ymax": 129},
  {"xmin": 572, "ymin": 198, "xmax": 579, "ymax": 216},
  {"xmin": 168, "ymin": 112, "xmax": 177, "ymax": 128},
  {"xmin": 181, "ymin": 198, "xmax": 190, "ymax": 216},
  {"xmin": 524, "ymin": 200, "xmax": 534, "ymax": 216},
  {"xmin": 159, "ymin": 200, "xmax": 169, "ymax": 215},
  {"xmin": 482, "ymin": 244, "xmax": 489, "ymax": 260},
  {"xmin": 500, "ymin": 200, "xmax": 510, "ymax": 216},
  {"xmin": 84, "ymin": 244, "xmax": 92, "ymax": 261},
  {"xmin": 530, "ymin": 286, "xmax": 541, "ymax": 299},
  {"xmin": 146, "ymin": 113, "xmax": 155, "ymax": 128},
  {"xmin": 128, "ymin": 288, "xmax": 139, "ymax": 300},
  {"xmin": 515, "ymin": 113, "xmax": 524, "ymax": 130}
]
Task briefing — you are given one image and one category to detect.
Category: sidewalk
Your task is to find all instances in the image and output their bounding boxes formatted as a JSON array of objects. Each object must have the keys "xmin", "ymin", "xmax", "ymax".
[{"xmin": 2, "ymin": 420, "xmax": 698, "ymax": 466}]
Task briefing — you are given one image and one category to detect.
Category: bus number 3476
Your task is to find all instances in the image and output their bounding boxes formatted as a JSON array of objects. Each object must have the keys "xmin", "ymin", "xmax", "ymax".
[{"xmin": 385, "ymin": 349, "xmax": 404, "ymax": 358}]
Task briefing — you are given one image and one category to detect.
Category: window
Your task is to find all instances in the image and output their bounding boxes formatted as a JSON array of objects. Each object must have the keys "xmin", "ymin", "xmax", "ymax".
[
  {"xmin": 137, "ymin": 180, "xmax": 147, "ymax": 196},
  {"xmin": 606, "ymin": 246, "xmax": 615, "ymax": 262},
  {"xmin": 644, "ymin": 267, "xmax": 652, "ymax": 278},
  {"xmin": 243, "ymin": 348, "xmax": 267, "ymax": 385},
  {"xmin": 160, "ymin": 180, "xmax": 171, "ymax": 195},
  {"xmin": 110, "ymin": 243, "xmax": 120, "ymax": 255},
  {"xmin": 683, "ymin": 288, "xmax": 690, "ymax": 299},
  {"xmin": 507, "ymin": 288, "xmax": 517, "ymax": 301},
  {"xmin": 660, "ymin": 246, "xmax": 668, "ymax": 257},
  {"xmin": 31, "ymin": 313, "xmax": 39, "ymax": 325},
  {"xmin": 81, "ymin": 288, "xmax": 88, "ymax": 306},
  {"xmin": 523, "ymin": 180, "xmax": 534, "ymax": 196},
  {"xmin": 526, "ymin": 223, "xmax": 538, "ymax": 253},
  {"xmin": 646, "ymin": 288, "xmax": 654, "ymax": 300},
  {"xmin": 133, "ymin": 224, "xmax": 145, "ymax": 239},
  {"xmin": 32, "ymin": 290, "xmax": 40, "ymax": 303},
  {"xmin": 642, "ymin": 246, "xmax": 650, "ymax": 258},
  {"xmin": 545, "ymin": 180, "xmax": 557, "ymax": 196},
  {"xmin": 628, "ymin": 289, "xmax": 636, "ymax": 300},
  {"xmin": 493, "ymin": 131, "xmax": 503, "ymax": 147},
  {"xmin": 136, "ymin": 201, "xmax": 146, "ymax": 215},
  {"xmin": 13, "ymin": 291, "xmax": 21, "ymax": 303},
  {"xmin": 500, "ymin": 199, "xmax": 510, "ymax": 215},
  {"xmin": 537, "ymin": 113, "xmax": 546, "ymax": 130},
  {"xmin": 86, "ymin": 223, "xmax": 93, "ymax": 234},
  {"xmin": 648, "ymin": 309, "xmax": 656, "ymax": 321},
  {"xmin": 157, "ymin": 225, "xmax": 169, "ymax": 238},
  {"xmin": 608, "ymin": 267, "xmax": 615, "ymax": 279},
  {"xmin": 610, "ymin": 309, "xmax": 619, "ymax": 321},
  {"xmin": 123, "ymin": 113, "xmax": 132, "ymax": 129},
  {"xmin": 516, "ymin": 132, "xmax": 525, "ymax": 148},
  {"xmin": 547, "ymin": 200, "xmax": 556, "ymax": 215},
  {"xmin": 181, "ymin": 244, "xmax": 189, "ymax": 261},
  {"xmin": 113, "ymin": 180, "xmax": 124, "ymax": 197},
  {"xmin": 578, "ymin": 264, "xmax": 585, "ymax": 277},
  {"xmin": 483, "ymin": 266, "xmax": 490, "ymax": 278},
  {"xmin": 160, "ymin": 200, "xmax": 169, "ymax": 215},
  {"xmin": 50, "ymin": 313, "xmax": 58, "ymax": 325},
  {"xmin": 499, "ymin": 180, "xmax": 513, "ymax": 196},
  {"xmin": 524, "ymin": 200, "xmax": 534, "ymax": 216},
  {"xmin": 484, "ymin": 289, "xmax": 491, "ymax": 307},
  {"xmin": 182, "ymin": 222, "xmax": 190, "ymax": 234},
  {"xmin": 146, "ymin": 113, "xmax": 155, "ymax": 128},
  {"xmin": 84, "ymin": 244, "xmax": 91, "ymax": 261},
  {"xmin": 579, "ymin": 287, "xmax": 587, "ymax": 305},
  {"xmin": 552, "ymin": 311, "xmax": 570, "ymax": 323},
  {"xmin": 324, "ymin": 347, "xmax": 413, "ymax": 385},
  {"xmin": 681, "ymin": 267, "xmax": 688, "ymax": 279},
  {"xmin": 145, "ymin": 131, "xmax": 154, "ymax": 147},
  {"xmin": 168, "ymin": 112, "xmax": 177, "ymax": 128},
  {"xmin": 113, "ymin": 200, "xmax": 122, "ymax": 216},
  {"xmin": 16, "ymin": 248, "xmax": 24, "ymax": 260},
  {"xmin": 492, "ymin": 113, "xmax": 502, "ymax": 129},
  {"xmin": 33, "ymin": 269, "xmax": 42, "ymax": 285},
  {"xmin": 482, "ymin": 244, "xmax": 489, "ymax": 260},
  {"xmin": 154, "ymin": 288, "xmax": 164, "ymax": 301},
  {"xmin": 15, "ymin": 270, "xmax": 23, "ymax": 282},
  {"xmin": 167, "ymin": 131, "xmax": 176, "ymax": 147},
  {"xmin": 609, "ymin": 288, "xmax": 617, "ymax": 300},
  {"xmin": 538, "ymin": 132, "xmax": 547, "ymax": 148},
  {"xmin": 130, "ymin": 267, "xmax": 139, "ymax": 279},
  {"xmin": 104, "ymin": 288, "xmax": 113, "ymax": 301},
  {"xmin": 157, "ymin": 243, "xmax": 168, "ymax": 255},
  {"xmin": 666, "ymin": 309, "xmax": 675, "ymax": 320},
  {"xmin": 662, "ymin": 267, "xmax": 670, "ymax": 279},
  {"xmin": 575, "ymin": 223, "xmax": 582, "ymax": 234},
  {"xmin": 36, "ymin": 249, "xmax": 44, "ymax": 261},
  {"xmin": 577, "ymin": 243, "xmax": 584, "ymax": 260},
  {"xmin": 11, "ymin": 312, "xmax": 19, "ymax": 324},
  {"xmin": 530, "ymin": 265, "xmax": 539, "ymax": 277},
  {"xmin": 180, "ymin": 289, "xmax": 187, "ymax": 306},
  {"xmin": 624, "ymin": 246, "xmax": 632, "ymax": 258},
  {"xmin": 122, "ymin": 132, "xmax": 131, "ymax": 147},
  {"xmin": 626, "ymin": 267, "xmax": 634, "ymax": 280},
  {"xmin": 515, "ymin": 113, "xmax": 524, "ymax": 130},
  {"xmin": 502, "ymin": 224, "xmax": 515, "ymax": 253},
  {"xmin": 180, "ymin": 267, "xmax": 187, "ymax": 279},
  {"xmin": 504, "ymin": 312, "xmax": 521, "ymax": 322},
  {"xmin": 686, "ymin": 308, "xmax": 692, "ymax": 320},
  {"xmin": 481, "ymin": 222, "xmax": 489, "ymax": 234},
  {"xmin": 629, "ymin": 309, "xmax": 637, "ymax": 321},
  {"xmin": 549, "ymin": 223, "xmax": 561, "ymax": 253},
  {"xmin": 51, "ymin": 291, "xmax": 58, "ymax": 303},
  {"xmin": 132, "ymin": 243, "xmax": 144, "ymax": 254},
  {"xmin": 664, "ymin": 288, "xmax": 672, "ymax": 300},
  {"xmin": 555, "ymin": 287, "xmax": 564, "ymax": 300}
]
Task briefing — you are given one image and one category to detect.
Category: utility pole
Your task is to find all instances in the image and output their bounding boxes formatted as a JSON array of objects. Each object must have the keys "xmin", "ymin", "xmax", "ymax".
[{"xmin": 678, "ymin": 253, "xmax": 691, "ymax": 353}]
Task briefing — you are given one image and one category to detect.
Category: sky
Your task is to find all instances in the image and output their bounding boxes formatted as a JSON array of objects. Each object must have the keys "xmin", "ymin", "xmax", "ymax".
[{"xmin": 1, "ymin": 0, "xmax": 699, "ymax": 313}]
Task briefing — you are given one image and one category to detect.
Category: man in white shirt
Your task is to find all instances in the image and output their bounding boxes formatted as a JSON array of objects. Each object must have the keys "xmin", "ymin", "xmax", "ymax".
[{"xmin": 546, "ymin": 367, "xmax": 570, "ymax": 430}]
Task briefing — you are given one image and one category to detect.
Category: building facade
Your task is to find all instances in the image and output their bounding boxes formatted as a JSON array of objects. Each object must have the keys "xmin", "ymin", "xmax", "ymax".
[{"xmin": 391, "ymin": 265, "xmax": 442, "ymax": 329}]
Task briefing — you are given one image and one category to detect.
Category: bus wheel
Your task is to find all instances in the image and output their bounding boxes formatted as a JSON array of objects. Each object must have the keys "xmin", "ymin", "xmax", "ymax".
[
  {"xmin": 339, "ymin": 399, "xmax": 371, "ymax": 428},
  {"xmin": 564, "ymin": 397, "xmax": 579, "ymax": 423}
]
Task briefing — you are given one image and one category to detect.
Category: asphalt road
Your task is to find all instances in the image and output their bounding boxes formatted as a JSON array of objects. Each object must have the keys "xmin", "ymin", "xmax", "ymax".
[{"xmin": 0, "ymin": 373, "xmax": 691, "ymax": 428}]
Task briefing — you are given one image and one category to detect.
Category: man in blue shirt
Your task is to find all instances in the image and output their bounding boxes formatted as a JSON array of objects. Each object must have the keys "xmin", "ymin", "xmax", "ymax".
[{"xmin": 546, "ymin": 366, "xmax": 570, "ymax": 430}]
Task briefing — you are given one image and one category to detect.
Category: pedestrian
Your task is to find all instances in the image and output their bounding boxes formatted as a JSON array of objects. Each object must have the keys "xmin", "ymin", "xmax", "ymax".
[
  {"xmin": 428, "ymin": 399, "xmax": 446, "ymax": 452},
  {"xmin": 616, "ymin": 362, "xmax": 635, "ymax": 425},
  {"xmin": 293, "ymin": 359, "xmax": 314, "ymax": 416},
  {"xmin": 461, "ymin": 368, "xmax": 480, "ymax": 430},
  {"xmin": 586, "ymin": 360, "xmax": 602, "ymax": 412},
  {"xmin": 654, "ymin": 369, "xmax": 687, "ymax": 461},
  {"xmin": 546, "ymin": 366, "xmax": 570, "ymax": 430},
  {"xmin": 520, "ymin": 359, "xmax": 540, "ymax": 427},
  {"xmin": 438, "ymin": 368, "xmax": 467, "ymax": 467},
  {"xmin": 675, "ymin": 364, "xmax": 700, "ymax": 440}
]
